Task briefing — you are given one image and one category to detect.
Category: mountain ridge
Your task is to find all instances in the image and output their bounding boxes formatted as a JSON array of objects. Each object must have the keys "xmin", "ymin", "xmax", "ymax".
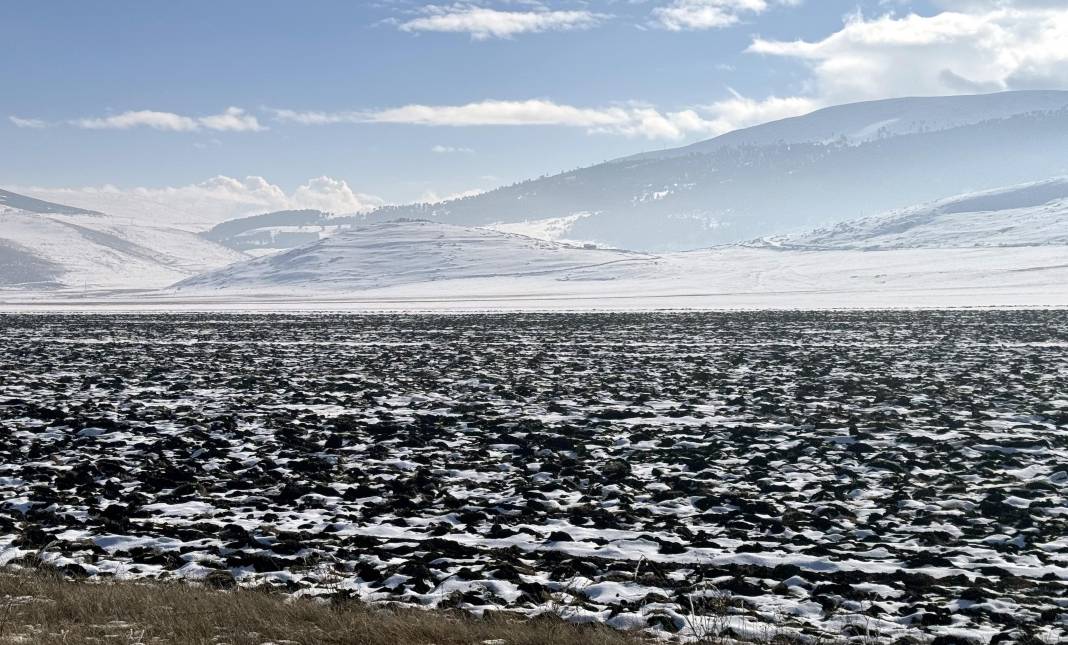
[{"xmin": 364, "ymin": 91, "xmax": 1068, "ymax": 251}]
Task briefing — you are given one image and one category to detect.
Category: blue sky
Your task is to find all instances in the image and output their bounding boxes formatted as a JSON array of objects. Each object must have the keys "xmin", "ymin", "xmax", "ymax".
[{"xmin": 4, "ymin": 0, "xmax": 1066, "ymax": 212}]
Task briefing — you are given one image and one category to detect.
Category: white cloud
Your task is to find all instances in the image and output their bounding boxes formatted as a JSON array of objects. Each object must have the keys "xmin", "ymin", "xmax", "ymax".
[
  {"xmin": 9, "ymin": 116, "xmax": 48, "ymax": 128},
  {"xmin": 697, "ymin": 92, "xmax": 820, "ymax": 133},
  {"xmin": 266, "ymin": 108, "xmax": 356, "ymax": 126},
  {"xmin": 692, "ymin": 3, "xmax": 1068, "ymax": 137},
  {"xmin": 291, "ymin": 176, "xmax": 385, "ymax": 213},
  {"xmin": 16, "ymin": 176, "xmax": 384, "ymax": 229},
  {"xmin": 746, "ymin": 5, "xmax": 1068, "ymax": 106},
  {"xmin": 71, "ymin": 107, "xmax": 265, "ymax": 132},
  {"xmin": 195, "ymin": 107, "xmax": 265, "ymax": 132},
  {"xmin": 399, "ymin": 4, "xmax": 605, "ymax": 39},
  {"xmin": 273, "ymin": 100, "xmax": 726, "ymax": 140},
  {"xmin": 371, "ymin": 100, "xmax": 630, "ymax": 127},
  {"xmin": 75, "ymin": 110, "xmax": 200, "ymax": 131},
  {"xmin": 651, "ymin": 0, "xmax": 799, "ymax": 31},
  {"xmin": 432, "ymin": 144, "xmax": 476, "ymax": 153}
]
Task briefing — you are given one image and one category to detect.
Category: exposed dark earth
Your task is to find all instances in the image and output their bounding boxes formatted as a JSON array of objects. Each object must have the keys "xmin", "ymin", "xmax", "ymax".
[{"xmin": 0, "ymin": 312, "xmax": 1065, "ymax": 644}]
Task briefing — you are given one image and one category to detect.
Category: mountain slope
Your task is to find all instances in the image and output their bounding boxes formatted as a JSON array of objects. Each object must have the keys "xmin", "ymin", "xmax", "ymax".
[
  {"xmin": 765, "ymin": 178, "xmax": 1068, "ymax": 250},
  {"xmin": 0, "ymin": 190, "xmax": 246, "ymax": 291},
  {"xmin": 627, "ymin": 90, "xmax": 1068, "ymax": 161},
  {"xmin": 0, "ymin": 188, "xmax": 101, "ymax": 215},
  {"xmin": 173, "ymin": 220, "xmax": 658, "ymax": 293},
  {"xmin": 366, "ymin": 91, "xmax": 1068, "ymax": 251},
  {"xmin": 202, "ymin": 209, "xmax": 365, "ymax": 255}
]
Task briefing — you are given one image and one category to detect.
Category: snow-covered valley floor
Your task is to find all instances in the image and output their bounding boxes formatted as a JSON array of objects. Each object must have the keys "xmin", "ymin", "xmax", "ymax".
[
  {"xmin": 2, "ymin": 245, "xmax": 1067, "ymax": 312},
  {"xmin": 0, "ymin": 312, "xmax": 1065, "ymax": 644}
]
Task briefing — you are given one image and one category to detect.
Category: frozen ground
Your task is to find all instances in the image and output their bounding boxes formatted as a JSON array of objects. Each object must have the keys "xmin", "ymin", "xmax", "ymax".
[{"xmin": 0, "ymin": 312, "xmax": 1065, "ymax": 644}]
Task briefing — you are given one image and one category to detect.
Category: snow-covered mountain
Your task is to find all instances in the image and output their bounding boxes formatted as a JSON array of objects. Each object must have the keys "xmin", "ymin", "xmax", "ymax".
[
  {"xmin": 0, "ymin": 189, "xmax": 245, "ymax": 291},
  {"xmin": 627, "ymin": 91, "xmax": 1068, "ymax": 161},
  {"xmin": 367, "ymin": 91, "xmax": 1068, "ymax": 251},
  {"xmin": 173, "ymin": 219, "xmax": 657, "ymax": 294},
  {"xmin": 763, "ymin": 178, "xmax": 1068, "ymax": 250}
]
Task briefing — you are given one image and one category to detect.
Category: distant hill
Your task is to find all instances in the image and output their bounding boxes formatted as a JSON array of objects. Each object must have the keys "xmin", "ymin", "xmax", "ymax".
[
  {"xmin": 202, "ymin": 209, "xmax": 364, "ymax": 255},
  {"xmin": 174, "ymin": 219, "xmax": 657, "ymax": 294},
  {"xmin": 365, "ymin": 91, "xmax": 1068, "ymax": 251},
  {"xmin": 0, "ymin": 189, "xmax": 244, "ymax": 291},
  {"xmin": 763, "ymin": 178, "xmax": 1068, "ymax": 250}
]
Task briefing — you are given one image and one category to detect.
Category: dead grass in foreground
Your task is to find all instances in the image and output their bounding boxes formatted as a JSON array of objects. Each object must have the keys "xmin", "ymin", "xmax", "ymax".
[{"xmin": 0, "ymin": 570, "xmax": 646, "ymax": 645}]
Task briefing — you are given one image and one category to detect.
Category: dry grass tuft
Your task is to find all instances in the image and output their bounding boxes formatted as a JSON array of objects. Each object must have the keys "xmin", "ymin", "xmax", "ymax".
[{"xmin": 0, "ymin": 569, "xmax": 647, "ymax": 645}]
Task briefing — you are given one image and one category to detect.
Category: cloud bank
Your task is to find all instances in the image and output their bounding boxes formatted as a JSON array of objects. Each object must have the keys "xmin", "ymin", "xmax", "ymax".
[{"xmin": 726, "ymin": 3, "xmax": 1068, "ymax": 128}]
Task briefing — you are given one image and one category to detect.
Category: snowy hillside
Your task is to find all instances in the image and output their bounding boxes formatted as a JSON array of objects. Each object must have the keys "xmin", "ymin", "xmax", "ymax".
[
  {"xmin": 627, "ymin": 91, "xmax": 1068, "ymax": 161},
  {"xmin": 368, "ymin": 91, "xmax": 1068, "ymax": 251},
  {"xmin": 202, "ymin": 209, "xmax": 364, "ymax": 256},
  {"xmin": 173, "ymin": 219, "xmax": 657, "ymax": 294},
  {"xmin": 0, "ymin": 188, "xmax": 100, "ymax": 215},
  {"xmin": 766, "ymin": 178, "xmax": 1068, "ymax": 250},
  {"xmin": 0, "ymin": 190, "xmax": 246, "ymax": 291}
]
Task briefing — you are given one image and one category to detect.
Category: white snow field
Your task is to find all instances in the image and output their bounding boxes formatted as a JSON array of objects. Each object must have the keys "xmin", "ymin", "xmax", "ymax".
[
  {"xmin": 156, "ymin": 244, "xmax": 1068, "ymax": 311},
  {"xmin": 3, "ymin": 222, "xmax": 1061, "ymax": 311}
]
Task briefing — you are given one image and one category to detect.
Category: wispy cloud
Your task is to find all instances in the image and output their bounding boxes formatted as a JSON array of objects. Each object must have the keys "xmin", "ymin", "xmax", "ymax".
[
  {"xmin": 398, "ymin": 4, "xmax": 606, "ymax": 39},
  {"xmin": 77, "ymin": 107, "xmax": 265, "ymax": 132},
  {"xmin": 272, "ymin": 100, "xmax": 728, "ymax": 140},
  {"xmin": 9, "ymin": 116, "xmax": 48, "ymax": 129},
  {"xmin": 14, "ymin": 107, "xmax": 266, "ymax": 132},
  {"xmin": 651, "ymin": 0, "xmax": 800, "ymax": 31},
  {"xmin": 74, "ymin": 110, "xmax": 202, "ymax": 131},
  {"xmin": 432, "ymin": 144, "xmax": 476, "ymax": 153}
]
